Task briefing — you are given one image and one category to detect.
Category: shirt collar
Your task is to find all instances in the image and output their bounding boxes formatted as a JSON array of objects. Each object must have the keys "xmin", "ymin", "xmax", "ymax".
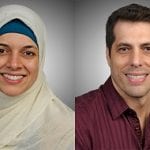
[{"xmin": 100, "ymin": 77, "xmax": 129, "ymax": 120}]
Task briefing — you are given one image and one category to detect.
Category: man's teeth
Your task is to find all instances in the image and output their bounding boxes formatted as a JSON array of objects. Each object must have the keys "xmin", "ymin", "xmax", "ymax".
[
  {"xmin": 3, "ymin": 74, "xmax": 23, "ymax": 80},
  {"xmin": 127, "ymin": 74, "xmax": 146, "ymax": 79}
]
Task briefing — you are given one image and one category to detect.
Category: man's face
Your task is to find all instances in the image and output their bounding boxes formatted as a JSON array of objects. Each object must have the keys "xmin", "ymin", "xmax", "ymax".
[
  {"xmin": 107, "ymin": 21, "xmax": 150, "ymax": 99},
  {"xmin": 0, "ymin": 33, "xmax": 39, "ymax": 96}
]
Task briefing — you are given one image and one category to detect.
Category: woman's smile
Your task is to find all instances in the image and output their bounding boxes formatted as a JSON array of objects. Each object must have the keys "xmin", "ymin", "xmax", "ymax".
[{"xmin": 1, "ymin": 73, "xmax": 26, "ymax": 84}]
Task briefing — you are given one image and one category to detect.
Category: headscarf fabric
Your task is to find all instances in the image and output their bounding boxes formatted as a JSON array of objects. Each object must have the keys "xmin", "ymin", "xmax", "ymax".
[
  {"xmin": 0, "ymin": 4, "xmax": 74, "ymax": 150},
  {"xmin": 0, "ymin": 19, "xmax": 38, "ymax": 45}
]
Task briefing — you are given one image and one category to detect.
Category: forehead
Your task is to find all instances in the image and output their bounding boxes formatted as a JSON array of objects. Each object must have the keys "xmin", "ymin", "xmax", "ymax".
[
  {"xmin": 0, "ymin": 33, "xmax": 38, "ymax": 48},
  {"xmin": 113, "ymin": 21, "xmax": 150, "ymax": 43},
  {"xmin": 114, "ymin": 21, "xmax": 150, "ymax": 34}
]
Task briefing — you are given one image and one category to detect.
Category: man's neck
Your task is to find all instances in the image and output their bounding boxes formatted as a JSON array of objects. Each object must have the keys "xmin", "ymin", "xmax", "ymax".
[
  {"xmin": 124, "ymin": 96, "xmax": 150, "ymax": 132},
  {"xmin": 111, "ymin": 78, "xmax": 150, "ymax": 131}
]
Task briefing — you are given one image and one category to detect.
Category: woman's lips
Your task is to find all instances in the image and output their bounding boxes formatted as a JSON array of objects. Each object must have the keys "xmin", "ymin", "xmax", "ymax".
[
  {"xmin": 1, "ymin": 73, "xmax": 26, "ymax": 84},
  {"xmin": 3, "ymin": 73, "xmax": 24, "ymax": 80}
]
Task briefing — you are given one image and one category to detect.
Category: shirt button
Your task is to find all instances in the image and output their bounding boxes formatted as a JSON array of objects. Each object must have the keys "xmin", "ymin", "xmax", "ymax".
[{"xmin": 135, "ymin": 127, "xmax": 139, "ymax": 130}]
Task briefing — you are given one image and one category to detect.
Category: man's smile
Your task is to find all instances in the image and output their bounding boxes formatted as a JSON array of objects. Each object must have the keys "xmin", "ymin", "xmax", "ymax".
[{"xmin": 125, "ymin": 73, "xmax": 148, "ymax": 85}]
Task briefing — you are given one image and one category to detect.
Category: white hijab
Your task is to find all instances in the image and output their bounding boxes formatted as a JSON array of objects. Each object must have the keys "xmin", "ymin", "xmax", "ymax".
[{"xmin": 0, "ymin": 4, "xmax": 74, "ymax": 150}]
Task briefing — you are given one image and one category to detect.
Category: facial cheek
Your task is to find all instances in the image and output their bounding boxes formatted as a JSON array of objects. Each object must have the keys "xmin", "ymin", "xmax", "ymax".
[
  {"xmin": 110, "ymin": 56, "xmax": 128, "ymax": 80},
  {"xmin": 26, "ymin": 60, "xmax": 39, "ymax": 80},
  {"xmin": 0, "ymin": 56, "xmax": 9, "ymax": 68},
  {"xmin": 31, "ymin": 65, "xmax": 39, "ymax": 80},
  {"xmin": 145, "ymin": 56, "xmax": 150, "ymax": 67}
]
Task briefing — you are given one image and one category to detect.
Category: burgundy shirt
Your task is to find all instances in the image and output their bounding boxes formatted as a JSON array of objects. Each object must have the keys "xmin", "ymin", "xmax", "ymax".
[{"xmin": 75, "ymin": 77, "xmax": 150, "ymax": 150}]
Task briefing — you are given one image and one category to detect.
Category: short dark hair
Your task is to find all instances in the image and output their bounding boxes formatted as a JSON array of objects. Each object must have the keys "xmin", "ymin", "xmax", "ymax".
[{"xmin": 106, "ymin": 3, "xmax": 150, "ymax": 52}]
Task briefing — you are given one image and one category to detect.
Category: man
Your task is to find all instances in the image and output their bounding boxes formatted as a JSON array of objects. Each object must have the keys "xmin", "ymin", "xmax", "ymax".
[{"xmin": 76, "ymin": 3, "xmax": 150, "ymax": 150}]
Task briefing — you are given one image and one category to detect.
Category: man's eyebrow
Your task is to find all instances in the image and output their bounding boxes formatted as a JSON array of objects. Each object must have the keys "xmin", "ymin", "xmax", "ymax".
[
  {"xmin": 117, "ymin": 42, "xmax": 150, "ymax": 47},
  {"xmin": 141, "ymin": 43, "xmax": 150, "ymax": 46},
  {"xmin": 117, "ymin": 43, "xmax": 132, "ymax": 47}
]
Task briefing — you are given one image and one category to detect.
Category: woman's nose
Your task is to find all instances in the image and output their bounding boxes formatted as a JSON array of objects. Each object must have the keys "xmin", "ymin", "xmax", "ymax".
[{"xmin": 6, "ymin": 53, "xmax": 22, "ymax": 70}]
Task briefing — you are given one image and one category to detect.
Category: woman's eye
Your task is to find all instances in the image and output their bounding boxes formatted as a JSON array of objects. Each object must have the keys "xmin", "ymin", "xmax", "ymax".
[
  {"xmin": 23, "ymin": 51, "xmax": 35, "ymax": 56},
  {"xmin": 0, "ymin": 49, "xmax": 8, "ymax": 55}
]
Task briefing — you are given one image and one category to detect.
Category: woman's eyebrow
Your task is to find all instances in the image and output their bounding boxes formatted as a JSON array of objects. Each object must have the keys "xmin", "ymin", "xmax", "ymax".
[
  {"xmin": 0, "ymin": 43, "xmax": 37, "ymax": 48},
  {"xmin": 23, "ymin": 45, "xmax": 38, "ymax": 50},
  {"xmin": 23, "ymin": 45, "xmax": 36, "ymax": 48},
  {"xmin": 0, "ymin": 43, "xmax": 9, "ymax": 47}
]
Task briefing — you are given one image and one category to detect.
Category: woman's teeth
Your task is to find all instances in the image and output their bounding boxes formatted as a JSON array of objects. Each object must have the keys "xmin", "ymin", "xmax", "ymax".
[{"xmin": 3, "ymin": 73, "xmax": 24, "ymax": 80}]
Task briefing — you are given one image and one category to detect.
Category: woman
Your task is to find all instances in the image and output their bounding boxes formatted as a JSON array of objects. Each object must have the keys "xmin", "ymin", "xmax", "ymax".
[{"xmin": 0, "ymin": 4, "xmax": 74, "ymax": 150}]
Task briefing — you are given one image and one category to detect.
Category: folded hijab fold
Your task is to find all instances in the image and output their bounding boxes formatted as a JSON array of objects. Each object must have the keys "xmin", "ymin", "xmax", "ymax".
[{"xmin": 0, "ymin": 4, "xmax": 74, "ymax": 150}]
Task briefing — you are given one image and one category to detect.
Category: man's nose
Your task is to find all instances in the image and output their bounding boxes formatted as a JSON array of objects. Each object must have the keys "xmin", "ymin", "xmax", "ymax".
[{"xmin": 130, "ymin": 50, "xmax": 143, "ymax": 67}]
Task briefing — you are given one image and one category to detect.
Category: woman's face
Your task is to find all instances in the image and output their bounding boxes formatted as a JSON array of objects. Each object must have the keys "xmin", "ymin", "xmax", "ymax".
[{"xmin": 0, "ymin": 33, "xmax": 39, "ymax": 96}]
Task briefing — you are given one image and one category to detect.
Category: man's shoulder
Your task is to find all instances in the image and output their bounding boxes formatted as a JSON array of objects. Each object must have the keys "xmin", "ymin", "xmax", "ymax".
[{"xmin": 75, "ymin": 88, "xmax": 103, "ymax": 109}]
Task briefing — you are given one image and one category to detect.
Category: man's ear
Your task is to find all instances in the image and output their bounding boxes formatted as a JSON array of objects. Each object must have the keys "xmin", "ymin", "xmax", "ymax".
[{"xmin": 106, "ymin": 48, "xmax": 111, "ymax": 67}]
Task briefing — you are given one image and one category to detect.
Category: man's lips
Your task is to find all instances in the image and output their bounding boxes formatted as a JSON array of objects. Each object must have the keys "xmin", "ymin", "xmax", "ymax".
[{"xmin": 125, "ymin": 73, "xmax": 148, "ymax": 84}]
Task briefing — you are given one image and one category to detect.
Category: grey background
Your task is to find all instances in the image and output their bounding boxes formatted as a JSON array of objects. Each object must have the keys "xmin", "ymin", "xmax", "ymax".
[
  {"xmin": 0, "ymin": 0, "xmax": 74, "ymax": 109},
  {"xmin": 75, "ymin": 0, "xmax": 150, "ymax": 97}
]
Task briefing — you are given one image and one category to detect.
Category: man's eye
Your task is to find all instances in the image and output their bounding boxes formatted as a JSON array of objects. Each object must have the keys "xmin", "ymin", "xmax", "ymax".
[
  {"xmin": 118, "ymin": 47, "xmax": 129, "ymax": 53},
  {"xmin": 144, "ymin": 47, "xmax": 150, "ymax": 52}
]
